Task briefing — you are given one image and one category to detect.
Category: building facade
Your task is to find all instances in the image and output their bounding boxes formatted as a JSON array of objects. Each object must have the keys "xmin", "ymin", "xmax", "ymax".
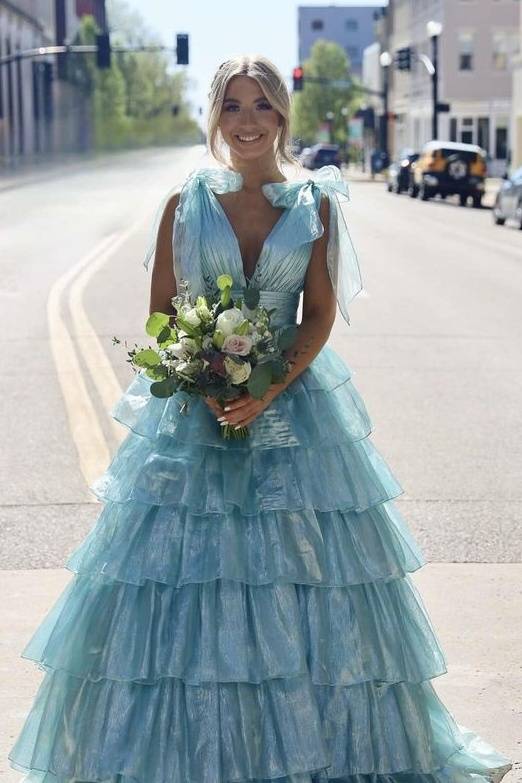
[
  {"xmin": 298, "ymin": 4, "xmax": 385, "ymax": 76},
  {"xmin": 511, "ymin": 0, "xmax": 522, "ymax": 167},
  {"xmin": 371, "ymin": 0, "xmax": 519, "ymax": 174},
  {"xmin": 0, "ymin": 0, "xmax": 106, "ymax": 167}
]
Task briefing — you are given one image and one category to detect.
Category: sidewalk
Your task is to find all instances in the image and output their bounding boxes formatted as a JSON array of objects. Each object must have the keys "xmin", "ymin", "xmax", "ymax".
[{"xmin": 1, "ymin": 564, "xmax": 521, "ymax": 782}]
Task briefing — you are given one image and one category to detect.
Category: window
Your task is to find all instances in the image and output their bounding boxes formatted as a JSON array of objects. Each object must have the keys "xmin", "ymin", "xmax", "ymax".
[
  {"xmin": 492, "ymin": 31, "xmax": 519, "ymax": 70},
  {"xmin": 495, "ymin": 127, "xmax": 507, "ymax": 159},
  {"xmin": 477, "ymin": 117, "xmax": 490, "ymax": 151},
  {"xmin": 311, "ymin": 19, "xmax": 323, "ymax": 31},
  {"xmin": 345, "ymin": 19, "xmax": 358, "ymax": 31},
  {"xmin": 346, "ymin": 46, "xmax": 359, "ymax": 61},
  {"xmin": 458, "ymin": 32, "xmax": 474, "ymax": 70},
  {"xmin": 450, "ymin": 117, "xmax": 457, "ymax": 142}
]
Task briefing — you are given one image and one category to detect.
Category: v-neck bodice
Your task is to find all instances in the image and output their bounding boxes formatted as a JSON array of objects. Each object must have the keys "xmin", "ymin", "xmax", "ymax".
[
  {"xmin": 166, "ymin": 164, "xmax": 363, "ymax": 328},
  {"xmin": 209, "ymin": 190, "xmax": 288, "ymax": 287}
]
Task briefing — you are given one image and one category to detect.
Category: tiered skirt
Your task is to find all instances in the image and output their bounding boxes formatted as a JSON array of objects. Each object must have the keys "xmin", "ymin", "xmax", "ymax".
[{"xmin": 8, "ymin": 344, "xmax": 513, "ymax": 783}]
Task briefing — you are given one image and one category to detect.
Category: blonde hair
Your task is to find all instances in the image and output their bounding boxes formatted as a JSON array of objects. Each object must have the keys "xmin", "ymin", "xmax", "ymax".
[{"xmin": 207, "ymin": 55, "xmax": 298, "ymax": 168}]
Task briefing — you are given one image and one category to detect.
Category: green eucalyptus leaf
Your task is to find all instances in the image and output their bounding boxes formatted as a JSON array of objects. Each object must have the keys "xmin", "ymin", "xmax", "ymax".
[
  {"xmin": 133, "ymin": 348, "xmax": 162, "ymax": 368},
  {"xmin": 145, "ymin": 364, "xmax": 169, "ymax": 381},
  {"xmin": 150, "ymin": 377, "xmax": 177, "ymax": 398},
  {"xmin": 278, "ymin": 325, "xmax": 298, "ymax": 351},
  {"xmin": 247, "ymin": 362, "xmax": 272, "ymax": 399},
  {"xmin": 243, "ymin": 287, "xmax": 260, "ymax": 309},
  {"xmin": 146, "ymin": 312, "xmax": 171, "ymax": 337}
]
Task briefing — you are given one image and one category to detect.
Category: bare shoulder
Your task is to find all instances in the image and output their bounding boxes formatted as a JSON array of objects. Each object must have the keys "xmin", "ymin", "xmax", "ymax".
[{"xmin": 161, "ymin": 190, "xmax": 181, "ymax": 222}]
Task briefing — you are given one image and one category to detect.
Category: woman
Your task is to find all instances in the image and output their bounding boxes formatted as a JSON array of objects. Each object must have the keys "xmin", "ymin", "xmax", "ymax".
[{"xmin": 8, "ymin": 55, "xmax": 513, "ymax": 783}]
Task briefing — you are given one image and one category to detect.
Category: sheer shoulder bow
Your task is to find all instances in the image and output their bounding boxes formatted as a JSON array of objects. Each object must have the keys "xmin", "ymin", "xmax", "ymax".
[{"xmin": 262, "ymin": 165, "xmax": 363, "ymax": 326}]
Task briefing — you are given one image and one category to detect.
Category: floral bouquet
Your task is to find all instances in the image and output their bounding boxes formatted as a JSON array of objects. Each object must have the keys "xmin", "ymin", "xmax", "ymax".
[{"xmin": 113, "ymin": 274, "xmax": 298, "ymax": 439}]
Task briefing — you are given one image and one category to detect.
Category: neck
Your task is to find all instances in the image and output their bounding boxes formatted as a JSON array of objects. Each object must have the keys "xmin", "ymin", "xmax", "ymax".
[{"xmin": 227, "ymin": 150, "xmax": 286, "ymax": 191}]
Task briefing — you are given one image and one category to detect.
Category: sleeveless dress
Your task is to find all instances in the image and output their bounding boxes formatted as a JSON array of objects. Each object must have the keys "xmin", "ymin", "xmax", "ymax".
[{"xmin": 8, "ymin": 165, "xmax": 513, "ymax": 783}]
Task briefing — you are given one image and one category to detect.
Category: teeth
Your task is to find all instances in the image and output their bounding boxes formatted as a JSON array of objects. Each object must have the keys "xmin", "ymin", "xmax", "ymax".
[{"xmin": 238, "ymin": 134, "xmax": 261, "ymax": 142}]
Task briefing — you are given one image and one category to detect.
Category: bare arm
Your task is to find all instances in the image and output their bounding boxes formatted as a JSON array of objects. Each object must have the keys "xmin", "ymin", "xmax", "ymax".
[{"xmin": 149, "ymin": 192, "xmax": 180, "ymax": 316}]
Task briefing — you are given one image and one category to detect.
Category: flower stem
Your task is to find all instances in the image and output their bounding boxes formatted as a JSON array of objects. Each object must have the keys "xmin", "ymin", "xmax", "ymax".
[{"xmin": 221, "ymin": 423, "xmax": 249, "ymax": 440}]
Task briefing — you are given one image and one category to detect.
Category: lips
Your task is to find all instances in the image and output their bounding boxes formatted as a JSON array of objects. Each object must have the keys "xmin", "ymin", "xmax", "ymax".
[{"xmin": 236, "ymin": 134, "xmax": 263, "ymax": 144}]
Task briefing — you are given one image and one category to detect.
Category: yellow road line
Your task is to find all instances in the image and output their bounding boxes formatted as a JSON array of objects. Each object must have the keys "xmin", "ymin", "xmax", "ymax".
[
  {"xmin": 47, "ymin": 235, "xmax": 120, "ymax": 493},
  {"xmin": 68, "ymin": 217, "xmax": 148, "ymax": 447}
]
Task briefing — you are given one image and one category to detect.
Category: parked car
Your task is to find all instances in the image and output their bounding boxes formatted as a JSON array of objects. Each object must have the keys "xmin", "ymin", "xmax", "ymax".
[
  {"xmin": 410, "ymin": 140, "xmax": 487, "ymax": 207},
  {"xmin": 387, "ymin": 150, "xmax": 419, "ymax": 194},
  {"xmin": 492, "ymin": 167, "xmax": 522, "ymax": 229},
  {"xmin": 300, "ymin": 143, "xmax": 341, "ymax": 170}
]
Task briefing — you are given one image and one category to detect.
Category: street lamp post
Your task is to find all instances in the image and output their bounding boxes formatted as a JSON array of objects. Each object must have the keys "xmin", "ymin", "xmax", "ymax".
[
  {"xmin": 426, "ymin": 21, "xmax": 443, "ymax": 140},
  {"xmin": 379, "ymin": 50, "xmax": 392, "ymax": 158},
  {"xmin": 326, "ymin": 111, "xmax": 335, "ymax": 144}
]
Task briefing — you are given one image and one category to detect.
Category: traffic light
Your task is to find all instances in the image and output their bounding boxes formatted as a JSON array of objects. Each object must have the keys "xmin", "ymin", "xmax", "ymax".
[
  {"xmin": 292, "ymin": 66, "xmax": 304, "ymax": 91},
  {"xmin": 96, "ymin": 32, "xmax": 111, "ymax": 69},
  {"xmin": 176, "ymin": 34, "xmax": 189, "ymax": 65},
  {"xmin": 396, "ymin": 46, "xmax": 412, "ymax": 71}
]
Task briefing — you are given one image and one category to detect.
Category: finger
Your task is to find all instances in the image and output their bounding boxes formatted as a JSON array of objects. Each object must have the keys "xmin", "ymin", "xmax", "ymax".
[{"xmin": 223, "ymin": 396, "xmax": 253, "ymax": 412}]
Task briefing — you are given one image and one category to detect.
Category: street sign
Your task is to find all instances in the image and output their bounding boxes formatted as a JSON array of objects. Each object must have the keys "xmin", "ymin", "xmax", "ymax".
[{"xmin": 436, "ymin": 102, "xmax": 451, "ymax": 112}]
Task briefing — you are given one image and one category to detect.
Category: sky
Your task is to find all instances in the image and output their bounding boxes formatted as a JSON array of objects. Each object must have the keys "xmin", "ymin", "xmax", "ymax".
[{"xmin": 121, "ymin": 0, "xmax": 387, "ymax": 127}]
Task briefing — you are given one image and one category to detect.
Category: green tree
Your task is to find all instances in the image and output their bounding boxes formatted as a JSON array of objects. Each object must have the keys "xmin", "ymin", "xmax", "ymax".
[
  {"xmin": 291, "ymin": 40, "xmax": 362, "ymax": 148},
  {"xmin": 67, "ymin": 3, "xmax": 200, "ymax": 152}
]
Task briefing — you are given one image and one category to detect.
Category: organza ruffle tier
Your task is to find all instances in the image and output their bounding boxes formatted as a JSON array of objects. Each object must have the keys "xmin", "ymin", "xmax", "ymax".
[
  {"xmin": 109, "ymin": 345, "xmax": 372, "ymax": 451},
  {"xmin": 65, "ymin": 501, "xmax": 425, "ymax": 588},
  {"xmin": 9, "ymin": 671, "xmax": 512, "ymax": 783},
  {"xmin": 9, "ymin": 344, "xmax": 513, "ymax": 783},
  {"xmin": 21, "ymin": 572, "xmax": 447, "ymax": 686}
]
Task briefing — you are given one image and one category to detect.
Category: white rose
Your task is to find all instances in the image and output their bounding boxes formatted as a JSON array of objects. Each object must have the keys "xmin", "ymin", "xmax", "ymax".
[
  {"xmin": 222, "ymin": 334, "xmax": 253, "ymax": 356},
  {"xmin": 224, "ymin": 356, "xmax": 252, "ymax": 385},
  {"xmin": 216, "ymin": 307, "xmax": 244, "ymax": 337},
  {"xmin": 184, "ymin": 307, "xmax": 201, "ymax": 327}
]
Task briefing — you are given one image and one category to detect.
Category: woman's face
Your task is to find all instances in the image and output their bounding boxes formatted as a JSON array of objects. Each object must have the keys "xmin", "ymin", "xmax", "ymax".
[{"xmin": 218, "ymin": 75, "xmax": 282, "ymax": 163}]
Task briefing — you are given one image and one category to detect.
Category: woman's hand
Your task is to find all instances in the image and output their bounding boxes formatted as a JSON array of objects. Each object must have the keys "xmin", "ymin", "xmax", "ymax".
[{"xmin": 204, "ymin": 385, "xmax": 284, "ymax": 429}]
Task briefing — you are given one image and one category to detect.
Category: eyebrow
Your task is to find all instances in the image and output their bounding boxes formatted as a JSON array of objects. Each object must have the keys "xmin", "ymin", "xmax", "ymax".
[{"xmin": 223, "ymin": 96, "xmax": 269, "ymax": 104}]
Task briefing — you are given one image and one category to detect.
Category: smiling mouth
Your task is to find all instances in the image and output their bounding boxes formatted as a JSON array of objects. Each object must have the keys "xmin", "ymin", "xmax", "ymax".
[{"xmin": 236, "ymin": 134, "xmax": 263, "ymax": 144}]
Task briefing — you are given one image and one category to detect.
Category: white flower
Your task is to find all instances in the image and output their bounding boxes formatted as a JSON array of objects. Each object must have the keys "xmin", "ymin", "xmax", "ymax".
[
  {"xmin": 176, "ymin": 359, "xmax": 200, "ymax": 378},
  {"xmin": 222, "ymin": 334, "xmax": 253, "ymax": 356},
  {"xmin": 184, "ymin": 307, "xmax": 201, "ymax": 327},
  {"xmin": 224, "ymin": 356, "xmax": 252, "ymax": 384},
  {"xmin": 202, "ymin": 334, "xmax": 213, "ymax": 350},
  {"xmin": 165, "ymin": 342, "xmax": 186, "ymax": 359},
  {"xmin": 216, "ymin": 307, "xmax": 244, "ymax": 337}
]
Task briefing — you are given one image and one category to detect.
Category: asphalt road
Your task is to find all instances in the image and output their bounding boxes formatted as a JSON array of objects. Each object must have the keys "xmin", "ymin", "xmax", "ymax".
[{"xmin": 1, "ymin": 145, "xmax": 521, "ymax": 568}]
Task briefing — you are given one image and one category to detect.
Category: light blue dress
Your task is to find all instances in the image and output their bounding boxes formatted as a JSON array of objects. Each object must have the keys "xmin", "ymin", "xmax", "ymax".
[{"xmin": 8, "ymin": 165, "xmax": 513, "ymax": 783}]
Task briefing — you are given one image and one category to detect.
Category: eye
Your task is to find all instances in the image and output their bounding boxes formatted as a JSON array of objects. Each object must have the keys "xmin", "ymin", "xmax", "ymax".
[
  {"xmin": 223, "ymin": 104, "xmax": 239, "ymax": 112},
  {"xmin": 257, "ymin": 101, "xmax": 272, "ymax": 110}
]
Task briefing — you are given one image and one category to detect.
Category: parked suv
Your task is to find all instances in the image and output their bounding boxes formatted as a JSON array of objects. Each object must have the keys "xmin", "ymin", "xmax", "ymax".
[
  {"xmin": 410, "ymin": 140, "xmax": 487, "ymax": 207},
  {"xmin": 300, "ymin": 143, "xmax": 341, "ymax": 170}
]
